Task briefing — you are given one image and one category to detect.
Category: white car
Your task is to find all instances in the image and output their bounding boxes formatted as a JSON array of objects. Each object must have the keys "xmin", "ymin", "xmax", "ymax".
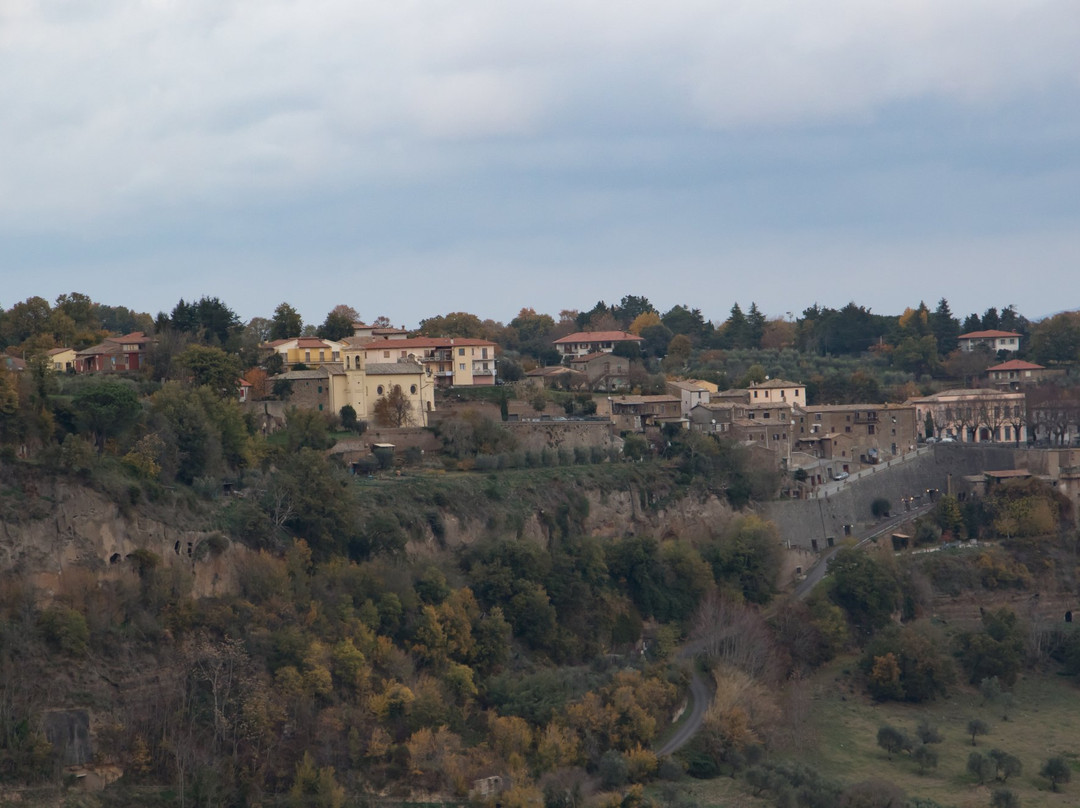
[{"xmin": 833, "ymin": 471, "xmax": 850, "ymax": 481}]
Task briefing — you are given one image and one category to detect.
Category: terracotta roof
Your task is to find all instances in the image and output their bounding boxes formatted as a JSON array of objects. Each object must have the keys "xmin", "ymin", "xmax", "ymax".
[
  {"xmin": 112, "ymin": 331, "xmax": 151, "ymax": 343},
  {"xmin": 553, "ymin": 331, "xmax": 644, "ymax": 344},
  {"xmin": 958, "ymin": 330, "xmax": 1022, "ymax": 340},
  {"xmin": 986, "ymin": 469, "xmax": 1033, "ymax": 479},
  {"xmin": 46, "ymin": 347, "xmax": 73, "ymax": 356},
  {"xmin": 76, "ymin": 342, "xmax": 122, "ymax": 356},
  {"xmin": 987, "ymin": 359, "xmax": 1045, "ymax": 371},
  {"xmin": 296, "ymin": 337, "xmax": 338, "ymax": 348},
  {"xmin": 1, "ymin": 356, "xmax": 26, "ymax": 371},
  {"xmin": 360, "ymin": 336, "xmax": 496, "ymax": 350}
]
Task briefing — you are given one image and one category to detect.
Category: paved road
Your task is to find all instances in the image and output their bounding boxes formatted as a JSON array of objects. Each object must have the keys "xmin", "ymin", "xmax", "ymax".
[
  {"xmin": 794, "ymin": 501, "xmax": 936, "ymax": 600},
  {"xmin": 656, "ymin": 665, "xmax": 710, "ymax": 757}
]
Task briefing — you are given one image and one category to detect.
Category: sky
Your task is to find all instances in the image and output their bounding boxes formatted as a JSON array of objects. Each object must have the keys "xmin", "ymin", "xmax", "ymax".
[{"xmin": 2, "ymin": 0, "xmax": 1079, "ymax": 329}]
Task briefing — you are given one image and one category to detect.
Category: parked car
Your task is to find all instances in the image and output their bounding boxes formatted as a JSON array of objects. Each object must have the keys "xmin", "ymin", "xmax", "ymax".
[{"xmin": 833, "ymin": 471, "xmax": 850, "ymax": 481}]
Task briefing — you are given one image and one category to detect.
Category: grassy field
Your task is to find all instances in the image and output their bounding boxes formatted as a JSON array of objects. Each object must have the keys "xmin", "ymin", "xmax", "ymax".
[{"xmin": 683, "ymin": 657, "xmax": 1080, "ymax": 807}]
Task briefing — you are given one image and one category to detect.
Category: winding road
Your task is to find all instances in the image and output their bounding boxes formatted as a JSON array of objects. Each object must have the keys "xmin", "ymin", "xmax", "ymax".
[
  {"xmin": 656, "ymin": 665, "xmax": 710, "ymax": 757},
  {"xmin": 655, "ymin": 499, "xmax": 936, "ymax": 757}
]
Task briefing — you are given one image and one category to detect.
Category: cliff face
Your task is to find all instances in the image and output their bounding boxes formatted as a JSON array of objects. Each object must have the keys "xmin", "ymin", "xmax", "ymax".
[
  {"xmin": 408, "ymin": 487, "xmax": 736, "ymax": 553},
  {"xmin": 2, "ymin": 469, "xmax": 739, "ymax": 598},
  {"xmin": 0, "ymin": 475, "xmax": 252, "ymax": 600}
]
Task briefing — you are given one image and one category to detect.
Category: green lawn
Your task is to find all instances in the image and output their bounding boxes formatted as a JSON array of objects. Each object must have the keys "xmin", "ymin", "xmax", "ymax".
[{"xmin": 683, "ymin": 658, "xmax": 1080, "ymax": 808}]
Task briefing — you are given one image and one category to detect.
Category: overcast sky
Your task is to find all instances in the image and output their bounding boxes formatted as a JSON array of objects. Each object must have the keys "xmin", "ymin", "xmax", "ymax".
[{"xmin": 3, "ymin": 0, "xmax": 1079, "ymax": 328}]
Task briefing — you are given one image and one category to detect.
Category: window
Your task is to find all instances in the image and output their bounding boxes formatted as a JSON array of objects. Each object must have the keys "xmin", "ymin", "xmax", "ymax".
[
  {"xmin": 318, "ymin": 404, "xmax": 323, "ymax": 411},
  {"xmin": 410, "ymin": 384, "xmax": 417, "ymax": 394},
  {"xmin": 459, "ymin": 363, "xmax": 465, "ymax": 370},
  {"xmin": 317, "ymin": 386, "xmax": 322, "ymax": 393},
  {"xmin": 383, "ymin": 351, "xmax": 390, "ymax": 359},
  {"xmin": 482, "ymin": 348, "xmax": 488, "ymax": 359},
  {"xmin": 845, "ymin": 426, "xmax": 852, "ymax": 432},
  {"xmin": 868, "ymin": 424, "xmax": 875, "ymax": 434},
  {"xmin": 458, "ymin": 348, "xmax": 465, "ymax": 356},
  {"xmin": 377, "ymin": 385, "xmax": 384, "ymax": 395},
  {"xmin": 305, "ymin": 351, "xmax": 311, "ymax": 362},
  {"xmin": 319, "ymin": 351, "xmax": 325, "ymax": 361}
]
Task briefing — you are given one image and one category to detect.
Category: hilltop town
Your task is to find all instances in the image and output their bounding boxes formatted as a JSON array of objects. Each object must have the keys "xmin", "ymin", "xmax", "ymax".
[{"xmin": 1, "ymin": 292, "xmax": 1080, "ymax": 808}]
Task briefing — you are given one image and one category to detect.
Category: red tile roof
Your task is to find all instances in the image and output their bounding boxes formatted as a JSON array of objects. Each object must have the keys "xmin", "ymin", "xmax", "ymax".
[
  {"xmin": 958, "ymin": 330, "xmax": 1021, "ymax": 340},
  {"xmin": 553, "ymin": 331, "xmax": 644, "ymax": 344},
  {"xmin": 359, "ymin": 337, "xmax": 496, "ymax": 350},
  {"xmin": 987, "ymin": 359, "xmax": 1044, "ymax": 371}
]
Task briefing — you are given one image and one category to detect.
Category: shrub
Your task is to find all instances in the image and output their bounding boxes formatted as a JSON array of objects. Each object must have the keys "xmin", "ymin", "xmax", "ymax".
[{"xmin": 38, "ymin": 606, "xmax": 90, "ymax": 656}]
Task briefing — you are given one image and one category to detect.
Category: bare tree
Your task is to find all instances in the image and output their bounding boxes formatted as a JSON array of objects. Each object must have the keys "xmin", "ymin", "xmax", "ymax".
[
  {"xmin": 691, "ymin": 591, "xmax": 782, "ymax": 682},
  {"xmin": 373, "ymin": 385, "xmax": 413, "ymax": 427}
]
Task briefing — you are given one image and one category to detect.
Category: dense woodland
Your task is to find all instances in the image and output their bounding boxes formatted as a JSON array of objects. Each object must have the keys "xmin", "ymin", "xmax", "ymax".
[{"xmin": 2, "ymin": 292, "xmax": 1080, "ymax": 807}]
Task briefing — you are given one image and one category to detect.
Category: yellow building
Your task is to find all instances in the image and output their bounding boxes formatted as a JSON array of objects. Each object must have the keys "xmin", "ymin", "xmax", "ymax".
[
  {"xmin": 265, "ymin": 337, "xmax": 344, "ymax": 369},
  {"xmin": 46, "ymin": 347, "xmax": 77, "ymax": 373},
  {"xmin": 356, "ymin": 337, "xmax": 497, "ymax": 387},
  {"xmin": 272, "ymin": 344, "xmax": 434, "ymax": 426}
]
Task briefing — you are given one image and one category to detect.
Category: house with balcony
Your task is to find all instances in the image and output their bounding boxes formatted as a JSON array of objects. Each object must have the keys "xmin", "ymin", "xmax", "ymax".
[
  {"xmin": 264, "ymin": 337, "xmax": 343, "ymax": 369},
  {"xmin": 553, "ymin": 331, "xmax": 644, "ymax": 359},
  {"xmin": 351, "ymin": 337, "xmax": 497, "ymax": 387},
  {"xmin": 75, "ymin": 332, "xmax": 153, "ymax": 373},
  {"xmin": 957, "ymin": 330, "xmax": 1022, "ymax": 354}
]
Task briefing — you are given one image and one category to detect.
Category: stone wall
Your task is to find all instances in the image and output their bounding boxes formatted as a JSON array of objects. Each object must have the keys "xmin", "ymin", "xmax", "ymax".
[
  {"xmin": 505, "ymin": 420, "xmax": 617, "ymax": 452},
  {"xmin": 760, "ymin": 444, "xmax": 1019, "ymax": 549}
]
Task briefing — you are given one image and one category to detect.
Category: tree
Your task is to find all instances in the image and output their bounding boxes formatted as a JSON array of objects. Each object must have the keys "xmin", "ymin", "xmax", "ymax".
[
  {"xmin": 967, "ymin": 718, "xmax": 989, "ymax": 746},
  {"xmin": 876, "ymin": 725, "xmax": 909, "ymax": 760},
  {"xmin": 288, "ymin": 751, "xmax": 345, "ymax": 808},
  {"xmin": 614, "ymin": 295, "xmax": 655, "ymax": 327},
  {"xmin": 724, "ymin": 303, "xmax": 748, "ymax": 348},
  {"xmin": 913, "ymin": 744, "xmax": 938, "ymax": 774},
  {"xmin": 968, "ymin": 751, "xmax": 996, "ymax": 784},
  {"xmin": 1041, "ymin": 756, "xmax": 1071, "ymax": 791},
  {"xmin": 75, "ymin": 381, "xmax": 142, "ymax": 450},
  {"xmin": 989, "ymin": 749, "xmax": 1022, "ymax": 782},
  {"xmin": 930, "ymin": 298, "xmax": 960, "ymax": 355},
  {"xmin": 827, "ymin": 549, "xmax": 900, "ymax": 634},
  {"xmin": 178, "ymin": 345, "xmax": 241, "ymax": 397},
  {"xmin": 666, "ymin": 334, "xmax": 692, "ymax": 366},
  {"xmin": 271, "ymin": 303, "xmax": 303, "ymax": 340},
  {"xmin": 373, "ymin": 386, "xmax": 413, "ymax": 427},
  {"xmin": 317, "ymin": 305, "xmax": 358, "ymax": 341}
]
